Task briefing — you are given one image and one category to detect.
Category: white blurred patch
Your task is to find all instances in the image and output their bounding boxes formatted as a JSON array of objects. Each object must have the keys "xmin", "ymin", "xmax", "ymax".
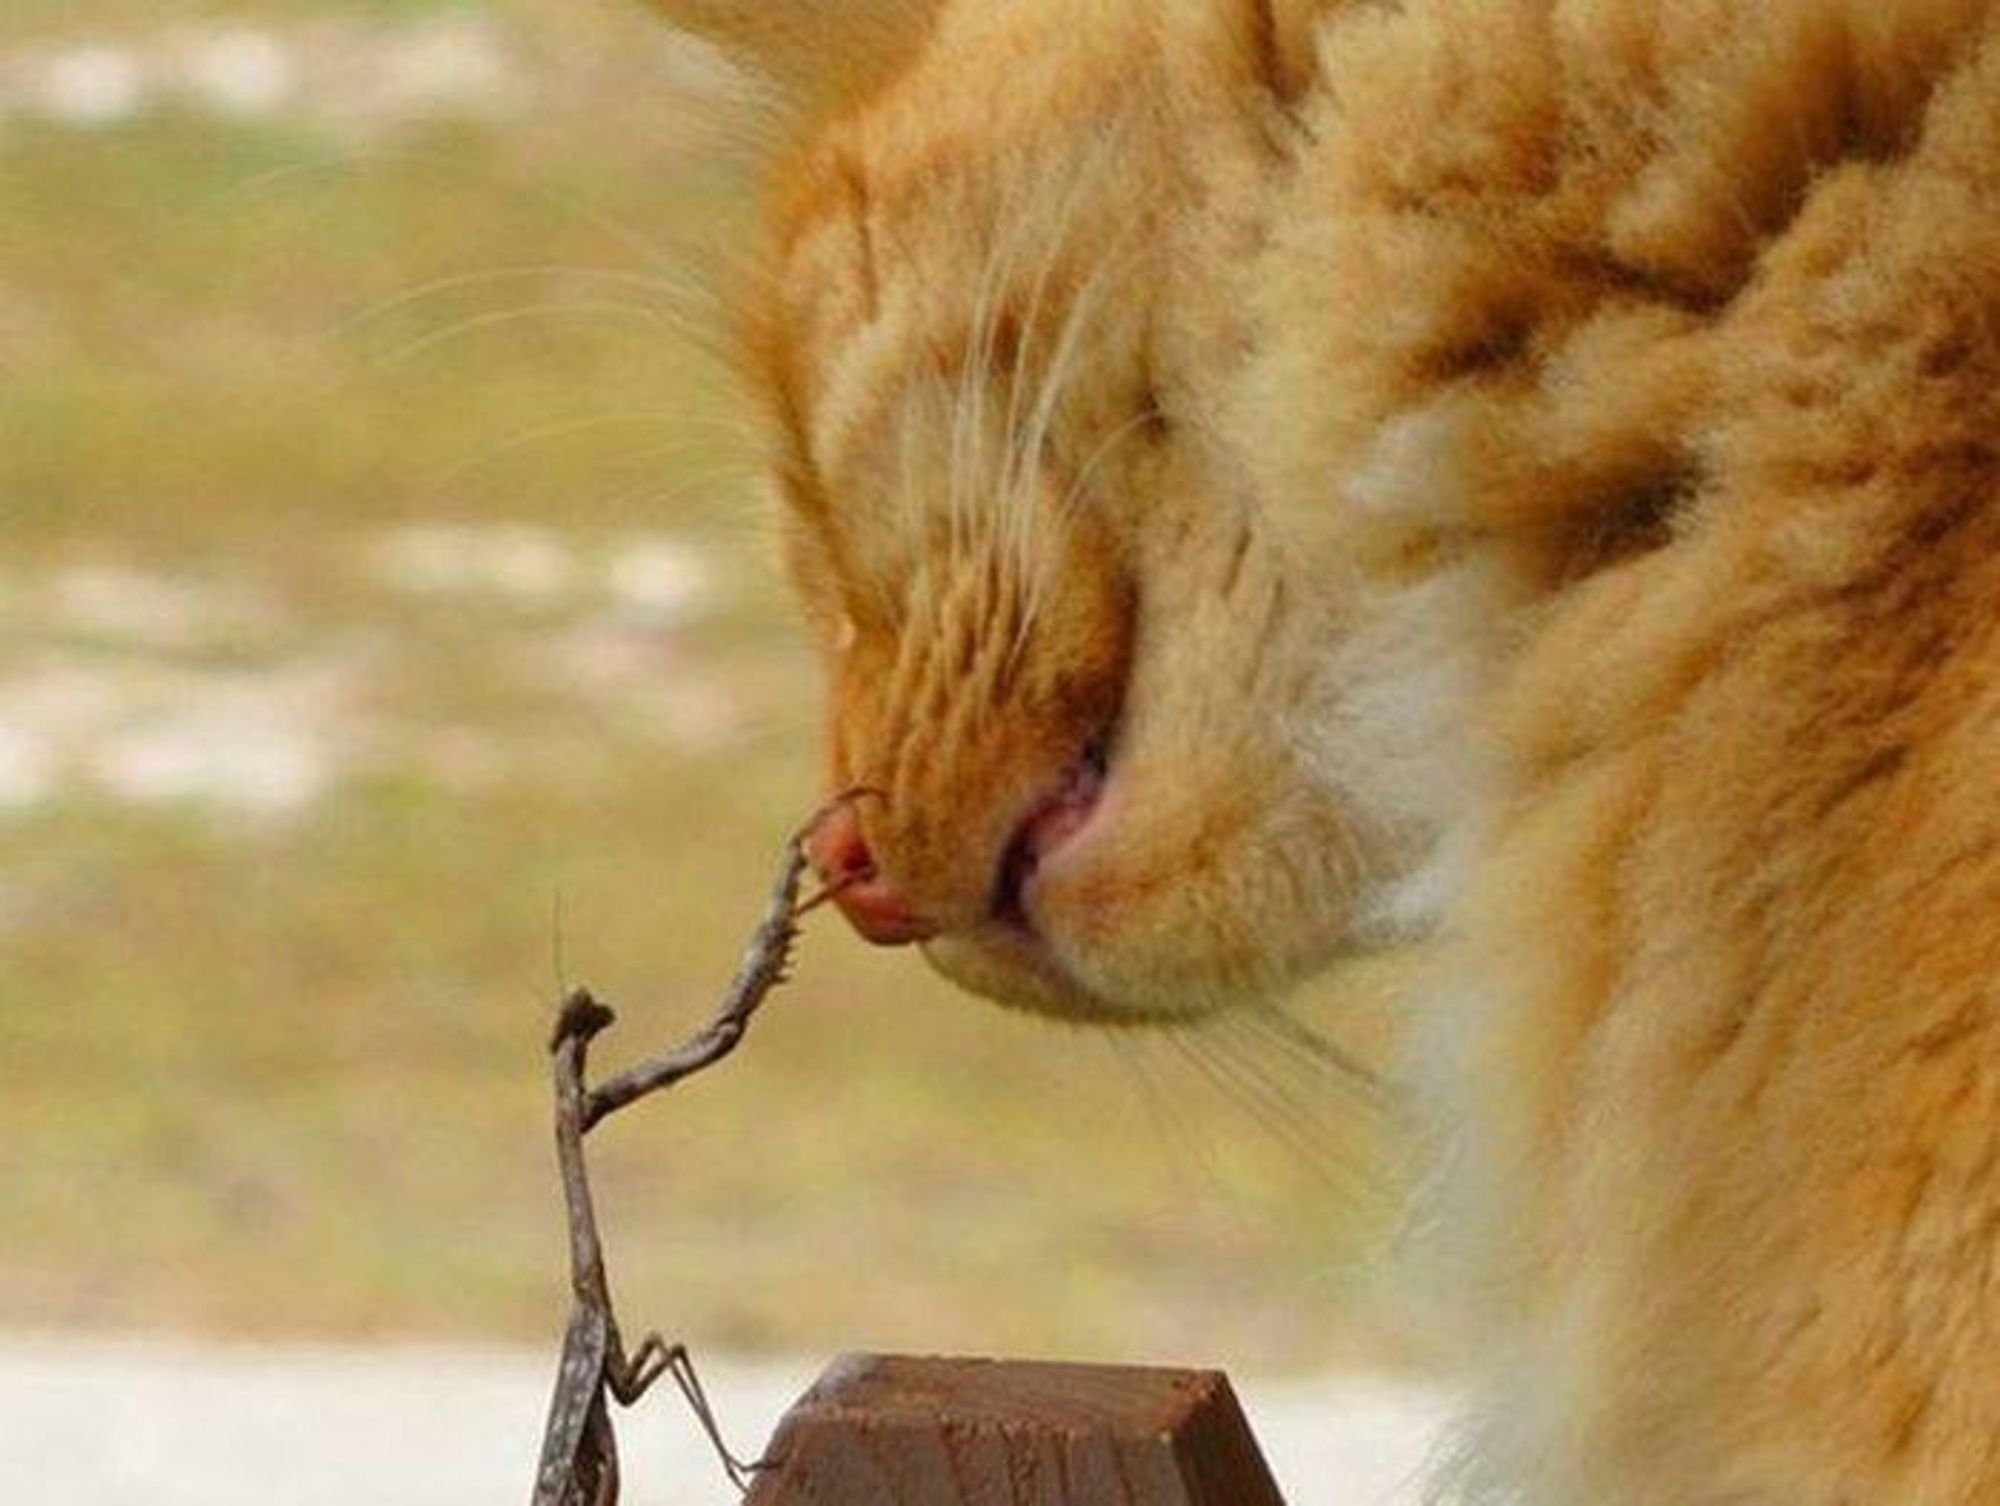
[
  {"xmin": 0, "ymin": 17, "xmax": 518, "ymax": 134},
  {"xmin": 32, "ymin": 45, "xmax": 146, "ymax": 127},
  {"xmin": 368, "ymin": 524, "xmax": 717, "ymax": 629},
  {"xmin": 538, "ymin": 622, "xmax": 737, "ymax": 751},
  {"xmin": 87, "ymin": 687, "xmax": 332, "ymax": 814},
  {"xmin": 0, "ymin": 537, "xmax": 745, "ymax": 821},
  {"xmin": 376, "ymin": 19, "xmax": 510, "ymax": 117},
  {"xmin": 0, "ymin": 724, "xmax": 57, "ymax": 811},
  {"xmin": 179, "ymin": 30, "xmax": 296, "ymax": 118},
  {"xmin": 0, "ymin": 654, "xmax": 356, "ymax": 819},
  {"xmin": 44, "ymin": 565, "xmax": 278, "ymax": 653},
  {"xmin": 370, "ymin": 523, "xmax": 581, "ymax": 606},
  {"xmin": 0, "ymin": 655, "xmax": 130, "ymax": 744},
  {"xmin": 604, "ymin": 533, "xmax": 712, "ymax": 626}
]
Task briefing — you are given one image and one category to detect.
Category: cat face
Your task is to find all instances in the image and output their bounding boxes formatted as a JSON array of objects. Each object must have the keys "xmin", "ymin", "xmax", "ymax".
[{"xmin": 691, "ymin": 1, "xmax": 1366, "ymax": 1019}]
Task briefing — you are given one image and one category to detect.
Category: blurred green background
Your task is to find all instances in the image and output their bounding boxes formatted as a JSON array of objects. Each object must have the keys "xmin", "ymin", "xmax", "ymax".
[{"xmin": 0, "ymin": 0, "xmax": 1404, "ymax": 1373}]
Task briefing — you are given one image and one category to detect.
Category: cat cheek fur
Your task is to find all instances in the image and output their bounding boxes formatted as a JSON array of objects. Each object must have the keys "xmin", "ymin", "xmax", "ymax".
[
  {"xmin": 955, "ymin": 545, "xmax": 1364, "ymax": 1017},
  {"xmin": 1018, "ymin": 513, "xmax": 1365, "ymax": 1015}
]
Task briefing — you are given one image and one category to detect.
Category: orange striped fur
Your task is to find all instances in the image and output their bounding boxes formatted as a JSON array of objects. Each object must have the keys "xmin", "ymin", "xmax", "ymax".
[{"xmin": 647, "ymin": 3, "xmax": 2000, "ymax": 1499}]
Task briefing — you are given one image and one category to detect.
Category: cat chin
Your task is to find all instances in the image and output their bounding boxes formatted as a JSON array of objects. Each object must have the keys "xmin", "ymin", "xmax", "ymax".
[
  {"xmin": 921, "ymin": 927, "xmax": 1209, "ymax": 1026},
  {"xmin": 921, "ymin": 928, "xmax": 1124, "ymax": 1022}
]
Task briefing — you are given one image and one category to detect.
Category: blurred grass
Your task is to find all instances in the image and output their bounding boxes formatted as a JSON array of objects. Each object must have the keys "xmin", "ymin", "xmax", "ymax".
[
  {"xmin": 0, "ymin": 0, "xmax": 1408, "ymax": 1372},
  {"xmin": 4, "ymin": 0, "xmax": 485, "ymax": 35}
]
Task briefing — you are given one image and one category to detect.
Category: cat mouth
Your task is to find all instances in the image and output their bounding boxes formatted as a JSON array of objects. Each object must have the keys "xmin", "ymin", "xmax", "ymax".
[
  {"xmin": 816, "ymin": 734, "xmax": 1180, "ymax": 1022},
  {"xmin": 989, "ymin": 735, "xmax": 1108, "ymax": 929},
  {"xmin": 924, "ymin": 735, "xmax": 1182, "ymax": 1024}
]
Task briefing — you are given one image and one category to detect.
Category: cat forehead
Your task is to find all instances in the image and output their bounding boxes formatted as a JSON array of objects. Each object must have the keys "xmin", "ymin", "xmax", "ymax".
[
  {"xmin": 759, "ymin": 5, "xmax": 1195, "ymax": 327},
  {"xmin": 758, "ymin": 135, "xmax": 1108, "ymax": 497},
  {"xmin": 746, "ymin": 7, "xmax": 1260, "ymax": 603},
  {"xmin": 769, "ymin": 132, "xmax": 1071, "ymax": 351}
]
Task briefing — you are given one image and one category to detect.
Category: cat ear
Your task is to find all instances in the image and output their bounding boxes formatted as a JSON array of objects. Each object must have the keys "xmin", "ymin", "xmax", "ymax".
[{"xmin": 643, "ymin": 0, "xmax": 945, "ymax": 107}]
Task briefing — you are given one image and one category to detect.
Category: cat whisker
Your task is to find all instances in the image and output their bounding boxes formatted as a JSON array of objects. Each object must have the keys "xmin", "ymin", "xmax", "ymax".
[
  {"xmin": 706, "ymin": 712, "xmax": 822, "ymax": 755},
  {"xmin": 949, "ymin": 180, "xmax": 1028, "ymax": 554},
  {"xmin": 563, "ymin": 458, "xmax": 766, "ymax": 526},
  {"xmin": 1190, "ymin": 1009, "xmax": 1400, "ymax": 1204},
  {"xmin": 994, "ymin": 139, "xmax": 1105, "ymax": 507},
  {"xmin": 996, "ymin": 405, "xmax": 1158, "ymax": 683},
  {"xmin": 333, "ymin": 262, "xmax": 718, "ymax": 344},
  {"xmin": 1240, "ymin": 1000, "xmax": 1402, "ymax": 1113},
  {"xmin": 354, "ymin": 299, "xmax": 696, "ymax": 372},
  {"xmin": 997, "ymin": 122, "xmax": 1134, "ymax": 598},
  {"xmin": 1099, "ymin": 1030, "xmax": 1232, "ymax": 1196},
  {"xmin": 1169, "ymin": 1018, "xmax": 1335, "ymax": 1166},
  {"xmin": 197, "ymin": 142, "xmax": 695, "ymax": 270},
  {"xmin": 928, "ymin": 115, "xmax": 1138, "ymax": 624},
  {"xmin": 895, "ymin": 377, "xmax": 928, "ymax": 544},
  {"xmin": 418, "ymin": 410, "xmax": 676, "ymax": 478},
  {"xmin": 1011, "ymin": 258, "xmax": 1120, "ymax": 637},
  {"xmin": 1052, "ymin": 408, "xmax": 1160, "ymax": 523}
]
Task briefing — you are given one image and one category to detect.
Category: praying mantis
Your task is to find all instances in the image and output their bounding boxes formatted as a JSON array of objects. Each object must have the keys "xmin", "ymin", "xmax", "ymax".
[{"xmin": 530, "ymin": 831, "xmax": 821, "ymax": 1506}]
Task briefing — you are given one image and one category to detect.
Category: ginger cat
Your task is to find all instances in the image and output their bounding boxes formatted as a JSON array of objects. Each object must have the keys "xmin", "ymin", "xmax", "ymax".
[{"xmin": 643, "ymin": 2, "xmax": 2000, "ymax": 1500}]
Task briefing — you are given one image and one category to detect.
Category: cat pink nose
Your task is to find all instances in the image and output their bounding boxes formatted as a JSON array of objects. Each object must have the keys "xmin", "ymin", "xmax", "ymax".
[{"xmin": 806, "ymin": 799, "xmax": 939, "ymax": 947}]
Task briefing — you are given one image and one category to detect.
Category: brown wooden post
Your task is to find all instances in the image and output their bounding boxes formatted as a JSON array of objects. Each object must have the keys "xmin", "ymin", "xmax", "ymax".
[{"xmin": 744, "ymin": 1354, "xmax": 1287, "ymax": 1505}]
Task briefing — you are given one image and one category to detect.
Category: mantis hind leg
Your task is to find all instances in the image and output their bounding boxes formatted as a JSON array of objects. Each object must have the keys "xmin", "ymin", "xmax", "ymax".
[
  {"xmin": 615, "ymin": 1338, "xmax": 776, "ymax": 1491},
  {"xmin": 608, "ymin": 1334, "xmax": 671, "ymax": 1405}
]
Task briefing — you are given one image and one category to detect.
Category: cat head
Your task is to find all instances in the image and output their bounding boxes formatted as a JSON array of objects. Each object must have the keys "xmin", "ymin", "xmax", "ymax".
[{"xmin": 653, "ymin": 0, "xmax": 1370, "ymax": 1021}]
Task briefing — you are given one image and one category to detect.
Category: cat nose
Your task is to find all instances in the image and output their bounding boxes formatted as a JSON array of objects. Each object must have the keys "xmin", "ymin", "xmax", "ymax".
[{"xmin": 805, "ymin": 799, "xmax": 940, "ymax": 947}]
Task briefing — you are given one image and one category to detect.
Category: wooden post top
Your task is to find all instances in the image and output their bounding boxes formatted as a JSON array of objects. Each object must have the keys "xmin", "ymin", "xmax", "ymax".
[{"xmin": 745, "ymin": 1353, "xmax": 1287, "ymax": 1506}]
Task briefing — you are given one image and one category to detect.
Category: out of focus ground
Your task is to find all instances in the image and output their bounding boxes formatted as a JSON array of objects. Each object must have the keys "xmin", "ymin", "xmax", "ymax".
[
  {"xmin": 0, "ymin": 0, "xmax": 1410, "ymax": 1377},
  {"xmin": 0, "ymin": 1335, "xmax": 1449, "ymax": 1505}
]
